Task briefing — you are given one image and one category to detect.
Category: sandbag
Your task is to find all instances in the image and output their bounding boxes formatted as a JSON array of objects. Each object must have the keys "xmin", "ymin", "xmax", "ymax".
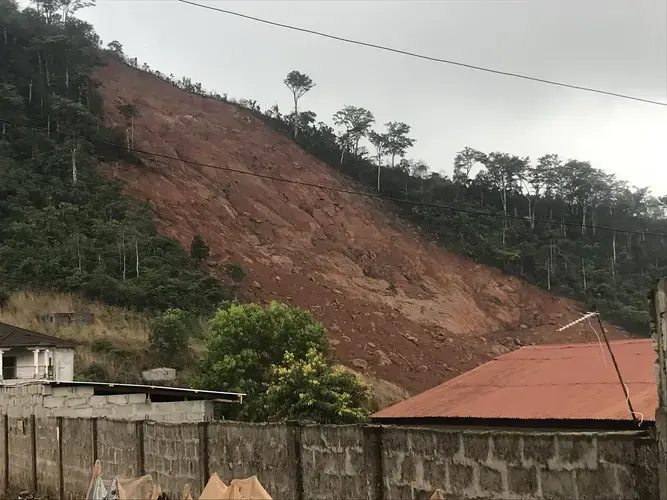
[
  {"xmin": 429, "ymin": 489, "xmax": 446, "ymax": 500},
  {"xmin": 118, "ymin": 475, "xmax": 157, "ymax": 500},
  {"xmin": 220, "ymin": 477, "xmax": 271, "ymax": 500},
  {"xmin": 199, "ymin": 473, "xmax": 228, "ymax": 500}
]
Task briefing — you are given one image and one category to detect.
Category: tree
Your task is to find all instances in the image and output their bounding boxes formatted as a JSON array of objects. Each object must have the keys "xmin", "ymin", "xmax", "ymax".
[
  {"xmin": 148, "ymin": 308, "xmax": 190, "ymax": 365},
  {"xmin": 283, "ymin": 71, "xmax": 314, "ymax": 139},
  {"xmin": 368, "ymin": 130, "xmax": 388, "ymax": 191},
  {"xmin": 31, "ymin": 0, "xmax": 60, "ymax": 24},
  {"xmin": 60, "ymin": 0, "xmax": 96, "ymax": 24},
  {"xmin": 190, "ymin": 234, "xmax": 209, "ymax": 265},
  {"xmin": 106, "ymin": 40, "xmax": 123, "ymax": 58},
  {"xmin": 453, "ymin": 147, "xmax": 486, "ymax": 186},
  {"xmin": 332, "ymin": 106, "xmax": 375, "ymax": 158},
  {"xmin": 197, "ymin": 302, "xmax": 369, "ymax": 422},
  {"xmin": 384, "ymin": 122, "xmax": 415, "ymax": 168},
  {"xmin": 0, "ymin": 84, "xmax": 23, "ymax": 141},
  {"xmin": 410, "ymin": 159, "xmax": 429, "ymax": 193},
  {"xmin": 117, "ymin": 102, "xmax": 139, "ymax": 149},
  {"xmin": 260, "ymin": 348, "xmax": 371, "ymax": 424}
]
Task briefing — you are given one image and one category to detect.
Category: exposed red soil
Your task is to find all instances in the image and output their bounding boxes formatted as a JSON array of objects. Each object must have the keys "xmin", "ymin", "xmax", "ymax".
[{"xmin": 95, "ymin": 60, "xmax": 627, "ymax": 395}]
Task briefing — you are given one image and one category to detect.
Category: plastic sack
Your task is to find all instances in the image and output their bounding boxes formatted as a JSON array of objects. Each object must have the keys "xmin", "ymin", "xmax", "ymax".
[
  {"xmin": 199, "ymin": 473, "xmax": 228, "ymax": 500},
  {"xmin": 89, "ymin": 476, "xmax": 108, "ymax": 500},
  {"xmin": 220, "ymin": 477, "xmax": 271, "ymax": 500},
  {"xmin": 430, "ymin": 489, "xmax": 446, "ymax": 500}
]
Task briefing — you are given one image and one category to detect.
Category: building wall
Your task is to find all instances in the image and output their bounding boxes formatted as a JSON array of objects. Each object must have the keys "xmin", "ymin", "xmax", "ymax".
[
  {"xmin": 0, "ymin": 417, "xmax": 657, "ymax": 500},
  {"xmin": 54, "ymin": 348, "xmax": 74, "ymax": 381},
  {"xmin": 0, "ymin": 383, "xmax": 213, "ymax": 423},
  {"xmin": 1, "ymin": 347, "xmax": 74, "ymax": 381}
]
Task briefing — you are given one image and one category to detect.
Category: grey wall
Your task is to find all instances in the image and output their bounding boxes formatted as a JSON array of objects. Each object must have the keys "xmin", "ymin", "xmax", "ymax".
[
  {"xmin": 0, "ymin": 416, "xmax": 657, "ymax": 500},
  {"xmin": 0, "ymin": 383, "xmax": 213, "ymax": 422}
]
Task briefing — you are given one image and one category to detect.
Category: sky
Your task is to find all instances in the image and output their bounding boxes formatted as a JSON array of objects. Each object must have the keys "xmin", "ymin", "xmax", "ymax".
[{"xmin": 67, "ymin": 0, "xmax": 667, "ymax": 192}]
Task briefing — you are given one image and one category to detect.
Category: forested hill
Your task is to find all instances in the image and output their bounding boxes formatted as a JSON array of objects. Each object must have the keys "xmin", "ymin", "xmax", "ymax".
[{"xmin": 0, "ymin": 0, "xmax": 231, "ymax": 314}]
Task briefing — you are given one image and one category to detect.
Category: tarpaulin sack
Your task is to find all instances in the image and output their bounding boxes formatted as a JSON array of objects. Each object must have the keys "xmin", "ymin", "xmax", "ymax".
[
  {"xmin": 220, "ymin": 477, "xmax": 271, "ymax": 500},
  {"xmin": 199, "ymin": 473, "xmax": 229, "ymax": 500}
]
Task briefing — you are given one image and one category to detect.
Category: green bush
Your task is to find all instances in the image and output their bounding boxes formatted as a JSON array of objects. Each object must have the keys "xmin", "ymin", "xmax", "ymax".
[
  {"xmin": 198, "ymin": 301, "xmax": 370, "ymax": 423},
  {"xmin": 148, "ymin": 308, "xmax": 190, "ymax": 365}
]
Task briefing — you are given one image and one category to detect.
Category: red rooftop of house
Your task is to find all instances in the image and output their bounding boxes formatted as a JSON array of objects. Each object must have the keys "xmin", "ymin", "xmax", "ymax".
[{"xmin": 372, "ymin": 339, "xmax": 657, "ymax": 422}]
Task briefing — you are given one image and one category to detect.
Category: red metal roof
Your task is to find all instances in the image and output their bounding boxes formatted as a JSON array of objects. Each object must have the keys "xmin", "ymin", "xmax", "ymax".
[{"xmin": 373, "ymin": 339, "xmax": 657, "ymax": 422}]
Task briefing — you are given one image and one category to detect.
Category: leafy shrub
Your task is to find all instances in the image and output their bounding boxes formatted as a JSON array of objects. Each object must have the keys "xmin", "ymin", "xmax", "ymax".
[
  {"xmin": 198, "ymin": 301, "xmax": 369, "ymax": 423},
  {"xmin": 226, "ymin": 263, "xmax": 246, "ymax": 284},
  {"xmin": 148, "ymin": 308, "xmax": 190, "ymax": 365}
]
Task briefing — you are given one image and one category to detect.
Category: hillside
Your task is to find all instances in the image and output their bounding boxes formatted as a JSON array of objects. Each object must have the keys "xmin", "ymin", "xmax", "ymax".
[{"xmin": 95, "ymin": 59, "xmax": 627, "ymax": 394}]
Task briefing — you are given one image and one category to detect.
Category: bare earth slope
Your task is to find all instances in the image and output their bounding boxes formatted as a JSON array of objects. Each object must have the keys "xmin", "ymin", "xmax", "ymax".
[{"xmin": 96, "ymin": 60, "xmax": 626, "ymax": 394}]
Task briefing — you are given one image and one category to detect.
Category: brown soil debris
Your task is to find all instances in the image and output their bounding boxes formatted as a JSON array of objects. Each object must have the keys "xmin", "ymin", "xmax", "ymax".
[{"xmin": 95, "ymin": 60, "xmax": 627, "ymax": 395}]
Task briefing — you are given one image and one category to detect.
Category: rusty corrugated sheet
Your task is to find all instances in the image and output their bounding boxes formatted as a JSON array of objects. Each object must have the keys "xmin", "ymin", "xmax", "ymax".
[{"xmin": 372, "ymin": 339, "xmax": 657, "ymax": 421}]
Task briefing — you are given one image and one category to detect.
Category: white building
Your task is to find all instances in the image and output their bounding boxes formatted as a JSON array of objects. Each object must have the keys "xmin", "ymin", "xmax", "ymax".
[{"xmin": 0, "ymin": 322, "xmax": 75, "ymax": 382}]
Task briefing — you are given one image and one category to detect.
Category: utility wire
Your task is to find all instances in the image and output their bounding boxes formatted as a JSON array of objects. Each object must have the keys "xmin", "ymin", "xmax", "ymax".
[
  {"xmin": 177, "ymin": 0, "xmax": 667, "ymax": 108},
  {"xmin": 3, "ymin": 117, "xmax": 667, "ymax": 238}
]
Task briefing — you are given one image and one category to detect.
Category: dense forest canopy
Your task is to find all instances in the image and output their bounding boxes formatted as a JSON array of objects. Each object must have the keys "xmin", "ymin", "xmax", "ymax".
[
  {"xmin": 0, "ymin": 0, "xmax": 230, "ymax": 314},
  {"xmin": 2, "ymin": 0, "xmax": 664, "ymax": 336}
]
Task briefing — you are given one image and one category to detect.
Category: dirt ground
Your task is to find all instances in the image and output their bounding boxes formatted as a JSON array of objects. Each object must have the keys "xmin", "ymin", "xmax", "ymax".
[{"xmin": 95, "ymin": 60, "xmax": 628, "ymax": 395}]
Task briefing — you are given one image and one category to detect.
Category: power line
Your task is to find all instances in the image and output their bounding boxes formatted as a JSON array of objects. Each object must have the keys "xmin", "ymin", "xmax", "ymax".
[
  {"xmin": 3, "ymin": 117, "xmax": 667, "ymax": 238},
  {"xmin": 177, "ymin": 0, "xmax": 667, "ymax": 108}
]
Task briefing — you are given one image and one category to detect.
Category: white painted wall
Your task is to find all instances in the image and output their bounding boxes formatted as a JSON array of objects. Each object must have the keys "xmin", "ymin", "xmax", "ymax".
[
  {"xmin": 12, "ymin": 350, "xmax": 37, "ymax": 379},
  {"xmin": 54, "ymin": 348, "xmax": 74, "ymax": 381},
  {"xmin": 1, "ymin": 347, "xmax": 74, "ymax": 381}
]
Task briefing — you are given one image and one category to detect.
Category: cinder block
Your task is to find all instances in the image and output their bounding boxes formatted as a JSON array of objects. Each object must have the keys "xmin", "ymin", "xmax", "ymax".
[
  {"xmin": 72, "ymin": 386, "xmax": 95, "ymax": 397},
  {"xmin": 54, "ymin": 407, "xmax": 93, "ymax": 418},
  {"xmin": 111, "ymin": 405, "xmax": 144, "ymax": 420},
  {"xmin": 43, "ymin": 396, "xmax": 65, "ymax": 409},
  {"xmin": 508, "ymin": 466, "xmax": 538, "ymax": 495},
  {"xmin": 107, "ymin": 394, "xmax": 130, "ymax": 405},
  {"xmin": 127, "ymin": 393, "xmax": 147, "ymax": 404},
  {"xmin": 64, "ymin": 396, "xmax": 91, "ymax": 408},
  {"xmin": 90, "ymin": 396, "xmax": 109, "ymax": 407}
]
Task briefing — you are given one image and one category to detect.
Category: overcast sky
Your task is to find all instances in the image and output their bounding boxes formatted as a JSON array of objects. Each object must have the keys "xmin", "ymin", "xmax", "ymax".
[{"xmin": 72, "ymin": 0, "xmax": 667, "ymax": 193}]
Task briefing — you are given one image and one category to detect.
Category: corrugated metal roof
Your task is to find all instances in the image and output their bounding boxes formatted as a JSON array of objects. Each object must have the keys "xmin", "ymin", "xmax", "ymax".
[
  {"xmin": 0, "ymin": 322, "xmax": 77, "ymax": 349},
  {"xmin": 46, "ymin": 380, "xmax": 244, "ymax": 403},
  {"xmin": 372, "ymin": 339, "xmax": 657, "ymax": 422}
]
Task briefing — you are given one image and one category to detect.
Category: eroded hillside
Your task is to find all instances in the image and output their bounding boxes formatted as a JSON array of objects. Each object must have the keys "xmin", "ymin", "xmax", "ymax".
[{"xmin": 96, "ymin": 60, "xmax": 626, "ymax": 394}]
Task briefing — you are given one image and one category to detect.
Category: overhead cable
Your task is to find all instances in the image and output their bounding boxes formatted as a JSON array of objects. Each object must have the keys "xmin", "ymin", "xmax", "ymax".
[
  {"xmin": 3, "ymin": 117, "xmax": 666, "ymax": 238},
  {"xmin": 177, "ymin": 0, "xmax": 667, "ymax": 108}
]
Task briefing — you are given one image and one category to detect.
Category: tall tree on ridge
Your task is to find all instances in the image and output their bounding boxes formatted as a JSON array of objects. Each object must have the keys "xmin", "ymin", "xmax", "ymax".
[
  {"xmin": 283, "ymin": 70, "xmax": 314, "ymax": 139},
  {"xmin": 384, "ymin": 121, "xmax": 415, "ymax": 168},
  {"xmin": 332, "ymin": 105, "xmax": 375, "ymax": 157},
  {"xmin": 368, "ymin": 130, "xmax": 388, "ymax": 191}
]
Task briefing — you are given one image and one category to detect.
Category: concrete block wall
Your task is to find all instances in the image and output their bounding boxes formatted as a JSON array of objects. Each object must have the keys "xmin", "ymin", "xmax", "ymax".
[
  {"xmin": 144, "ymin": 422, "xmax": 202, "ymax": 497},
  {"xmin": 34, "ymin": 417, "xmax": 59, "ymax": 499},
  {"xmin": 0, "ymin": 383, "xmax": 213, "ymax": 422},
  {"xmin": 61, "ymin": 418, "xmax": 95, "ymax": 499},
  {"xmin": 381, "ymin": 427, "xmax": 658, "ymax": 499},
  {"xmin": 301, "ymin": 424, "xmax": 378, "ymax": 500},
  {"xmin": 208, "ymin": 422, "xmax": 298, "ymax": 500},
  {"xmin": 96, "ymin": 419, "xmax": 140, "ymax": 478},
  {"xmin": 0, "ymin": 417, "xmax": 659, "ymax": 500},
  {"xmin": 7, "ymin": 416, "xmax": 34, "ymax": 492}
]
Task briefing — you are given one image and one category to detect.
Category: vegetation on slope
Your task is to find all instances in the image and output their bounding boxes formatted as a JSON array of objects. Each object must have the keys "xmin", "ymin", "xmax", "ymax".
[
  {"xmin": 0, "ymin": 0, "xmax": 375, "ymax": 421},
  {"xmin": 0, "ymin": 0, "xmax": 230, "ymax": 314},
  {"xmin": 113, "ymin": 45, "xmax": 663, "ymax": 335}
]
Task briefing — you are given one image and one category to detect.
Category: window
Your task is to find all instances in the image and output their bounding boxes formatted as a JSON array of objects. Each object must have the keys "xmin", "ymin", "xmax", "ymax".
[{"xmin": 3, "ymin": 356, "xmax": 17, "ymax": 379}]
